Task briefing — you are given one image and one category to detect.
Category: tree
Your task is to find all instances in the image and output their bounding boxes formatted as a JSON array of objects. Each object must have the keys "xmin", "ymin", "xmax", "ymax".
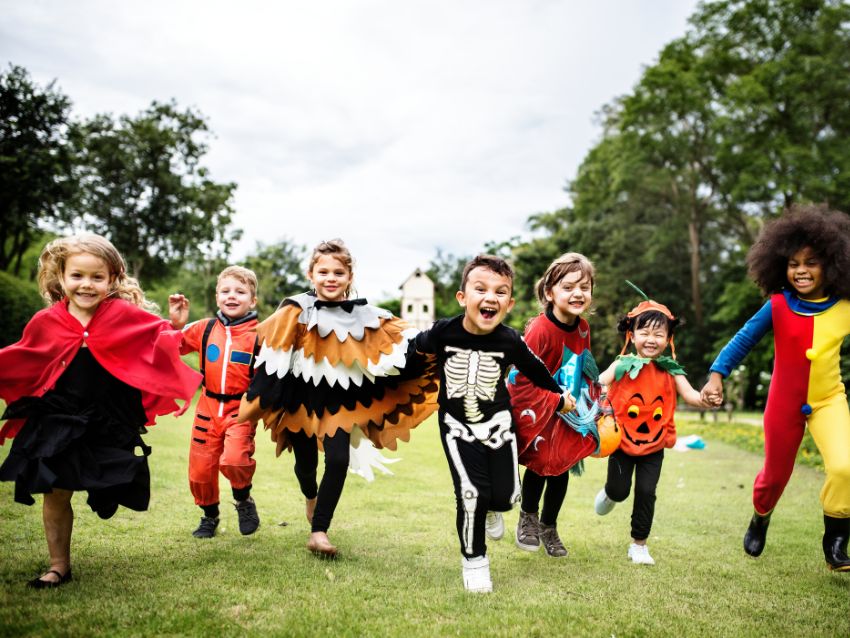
[
  {"xmin": 243, "ymin": 239, "xmax": 309, "ymax": 318},
  {"xmin": 512, "ymin": 0, "xmax": 850, "ymax": 389},
  {"xmin": 0, "ymin": 65, "xmax": 76, "ymax": 275},
  {"xmin": 68, "ymin": 100, "xmax": 237, "ymax": 281},
  {"xmin": 425, "ymin": 249, "xmax": 469, "ymax": 320}
]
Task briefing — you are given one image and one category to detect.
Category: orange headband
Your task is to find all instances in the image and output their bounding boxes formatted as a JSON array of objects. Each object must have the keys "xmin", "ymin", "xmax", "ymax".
[{"xmin": 620, "ymin": 299, "xmax": 677, "ymax": 359}]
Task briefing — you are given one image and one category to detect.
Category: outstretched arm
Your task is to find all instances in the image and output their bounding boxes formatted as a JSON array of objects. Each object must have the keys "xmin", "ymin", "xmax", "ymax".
[
  {"xmin": 675, "ymin": 374, "xmax": 710, "ymax": 408},
  {"xmin": 598, "ymin": 360, "xmax": 617, "ymax": 388},
  {"xmin": 168, "ymin": 293, "xmax": 190, "ymax": 330}
]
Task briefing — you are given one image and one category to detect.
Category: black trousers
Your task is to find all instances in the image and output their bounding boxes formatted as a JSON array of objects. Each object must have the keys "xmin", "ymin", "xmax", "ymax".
[
  {"xmin": 520, "ymin": 468, "xmax": 570, "ymax": 526},
  {"xmin": 604, "ymin": 448, "xmax": 664, "ymax": 541},
  {"xmin": 439, "ymin": 415, "xmax": 519, "ymax": 558},
  {"xmin": 289, "ymin": 428, "xmax": 350, "ymax": 533}
]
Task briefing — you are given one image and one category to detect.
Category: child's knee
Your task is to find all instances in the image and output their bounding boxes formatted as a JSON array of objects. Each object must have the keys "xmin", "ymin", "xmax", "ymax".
[
  {"xmin": 324, "ymin": 444, "xmax": 350, "ymax": 470},
  {"xmin": 606, "ymin": 482, "xmax": 631, "ymax": 502}
]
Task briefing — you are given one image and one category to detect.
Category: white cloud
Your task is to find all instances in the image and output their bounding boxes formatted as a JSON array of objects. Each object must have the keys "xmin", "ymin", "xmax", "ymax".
[{"xmin": 1, "ymin": 0, "xmax": 700, "ymax": 299}]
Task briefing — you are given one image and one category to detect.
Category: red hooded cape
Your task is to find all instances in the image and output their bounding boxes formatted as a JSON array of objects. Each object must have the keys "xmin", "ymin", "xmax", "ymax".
[{"xmin": 0, "ymin": 298, "xmax": 202, "ymax": 443}]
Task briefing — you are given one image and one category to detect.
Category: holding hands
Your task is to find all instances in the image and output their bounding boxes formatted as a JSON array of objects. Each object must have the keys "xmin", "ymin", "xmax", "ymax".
[
  {"xmin": 700, "ymin": 372, "xmax": 724, "ymax": 407},
  {"xmin": 559, "ymin": 390, "xmax": 577, "ymax": 413}
]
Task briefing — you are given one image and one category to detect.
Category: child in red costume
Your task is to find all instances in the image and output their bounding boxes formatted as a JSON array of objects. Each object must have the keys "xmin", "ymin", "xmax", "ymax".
[
  {"xmin": 170, "ymin": 266, "xmax": 261, "ymax": 538},
  {"xmin": 594, "ymin": 291, "xmax": 707, "ymax": 565},
  {"xmin": 507, "ymin": 253, "xmax": 600, "ymax": 558},
  {"xmin": 701, "ymin": 205, "xmax": 850, "ymax": 571},
  {"xmin": 0, "ymin": 234, "xmax": 201, "ymax": 588}
]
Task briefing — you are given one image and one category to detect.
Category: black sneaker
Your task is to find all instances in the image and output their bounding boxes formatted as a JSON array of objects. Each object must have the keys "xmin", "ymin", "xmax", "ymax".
[
  {"xmin": 192, "ymin": 516, "xmax": 219, "ymax": 539},
  {"xmin": 235, "ymin": 497, "xmax": 260, "ymax": 536}
]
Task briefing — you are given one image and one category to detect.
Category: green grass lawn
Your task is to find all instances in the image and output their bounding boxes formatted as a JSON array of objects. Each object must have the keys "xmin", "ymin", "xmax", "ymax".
[{"xmin": 1, "ymin": 407, "xmax": 848, "ymax": 637}]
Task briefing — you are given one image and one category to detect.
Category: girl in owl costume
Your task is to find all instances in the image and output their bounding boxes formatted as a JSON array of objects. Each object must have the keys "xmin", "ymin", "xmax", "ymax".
[{"xmin": 239, "ymin": 240, "xmax": 437, "ymax": 557}]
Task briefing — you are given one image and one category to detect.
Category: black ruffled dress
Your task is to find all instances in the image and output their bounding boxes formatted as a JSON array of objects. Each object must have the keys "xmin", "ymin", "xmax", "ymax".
[{"xmin": 0, "ymin": 347, "xmax": 150, "ymax": 519}]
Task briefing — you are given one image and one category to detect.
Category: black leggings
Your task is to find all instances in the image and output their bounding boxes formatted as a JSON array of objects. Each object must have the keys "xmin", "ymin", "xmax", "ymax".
[
  {"xmin": 520, "ymin": 468, "xmax": 570, "ymax": 526},
  {"xmin": 289, "ymin": 428, "xmax": 350, "ymax": 533},
  {"xmin": 439, "ymin": 419, "xmax": 519, "ymax": 558},
  {"xmin": 604, "ymin": 448, "xmax": 664, "ymax": 541}
]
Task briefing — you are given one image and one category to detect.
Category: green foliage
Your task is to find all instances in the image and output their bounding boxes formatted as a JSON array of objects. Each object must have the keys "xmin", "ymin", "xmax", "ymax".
[
  {"xmin": 425, "ymin": 249, "xmax": 469, "ymax": 320},
  {"xmin": 147, "ymin": 257, "xmax": 229, "ymax": 323},
  {"xmin": 242, "ymin": 238, "xmax": 309, "ymax": 318},
  {"xmin": 376, "ymin": 297, "xmax": 401, "ymax": 316},
  {"xmin": 505, "ymin": 0, "xmax": 850, "ymax": 403},
  {"xmin": 67, "ymin": 100, "xmax": 238, "ymax": 283},
  {"xmin": 0, "ymin": 271, "xmax": 45, "ymax": 346},
  {"xmin": 0, "ymin": 64, "xmax": 76, "ymax": 275},
  {"xmin": 679, "ymin": 412, "xmax": 823, "ymax": 470}
]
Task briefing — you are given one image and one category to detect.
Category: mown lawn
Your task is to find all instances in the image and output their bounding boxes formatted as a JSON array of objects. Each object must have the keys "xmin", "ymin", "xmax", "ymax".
[{"xmin": 1, "ymin": 406, "xmax": 848, "ymax": 637}]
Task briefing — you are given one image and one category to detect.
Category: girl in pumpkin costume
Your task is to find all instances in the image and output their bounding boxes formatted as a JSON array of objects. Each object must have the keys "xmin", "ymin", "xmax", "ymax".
[
  {"xmin": 595, "ymin": 288, "xmax": 707, "ymax": 565},
  {"xmin": 238, "ymin": 239, "xmax": 437, "ymax": 558},
  {"xmin": 701, "ymin": 205, "xmax": 850, "ymax": 571}
]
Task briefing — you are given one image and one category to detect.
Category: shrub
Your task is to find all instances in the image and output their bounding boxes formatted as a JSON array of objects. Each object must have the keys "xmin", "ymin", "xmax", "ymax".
[{"xmin": 0, "ymin": 271, "xmax": 45, "ymax": 346}]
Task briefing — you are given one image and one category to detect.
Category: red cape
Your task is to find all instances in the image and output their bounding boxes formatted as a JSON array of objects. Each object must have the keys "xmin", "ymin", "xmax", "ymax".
[{"xmin": 0, "ymin": 298, "xmax": 202, "ymax": 443}]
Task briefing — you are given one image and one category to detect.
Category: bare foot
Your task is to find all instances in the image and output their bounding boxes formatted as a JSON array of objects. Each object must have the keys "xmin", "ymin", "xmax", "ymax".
[
  {"xmin": 305, "ymin": 497, "xmax": 317, "ymax": 524},
  {"xmin": 306, "ymin": 531, "xmax": 337, "ymax": 558}
]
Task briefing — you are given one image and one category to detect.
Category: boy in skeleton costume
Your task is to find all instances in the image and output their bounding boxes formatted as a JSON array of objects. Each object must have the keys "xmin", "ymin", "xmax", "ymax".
[{"xmin": 411, "ymin": 255, "xmax": 575, "ymax": 593}]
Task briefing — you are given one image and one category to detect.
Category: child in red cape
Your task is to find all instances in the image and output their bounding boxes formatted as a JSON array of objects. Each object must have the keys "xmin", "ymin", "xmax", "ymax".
[{"xmin": 0, "ymin": 234, "xmax": 201, "ymax": 588}]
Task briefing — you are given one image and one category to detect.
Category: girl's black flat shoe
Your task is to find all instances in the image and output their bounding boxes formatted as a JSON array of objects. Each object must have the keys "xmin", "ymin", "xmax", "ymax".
[{"xmin": 27, "ymin": 569, "xmax": 72, "ymax": 589}]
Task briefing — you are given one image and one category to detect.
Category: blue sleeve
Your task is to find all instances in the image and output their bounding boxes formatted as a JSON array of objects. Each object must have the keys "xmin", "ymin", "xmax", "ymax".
[{"xmin": 710, "ymin": 300, "xmax": 773, "ymax": 377}]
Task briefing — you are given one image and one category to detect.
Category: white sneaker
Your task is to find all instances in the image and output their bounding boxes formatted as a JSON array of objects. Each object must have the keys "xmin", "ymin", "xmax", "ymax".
[
  {"xmin": 485, "ymin": 511, "xmax": 504, "ymax": 540},
  {"xmin": 627, "ymin": 543, "xmax": 656, "ymax": 565},
  {"xmin": 594, "ymin": 488, "xmax": 616, "ymax": 516},
  {"xmin": 462, "ymin": 555, "xmax": 493, "ymax": 593}
]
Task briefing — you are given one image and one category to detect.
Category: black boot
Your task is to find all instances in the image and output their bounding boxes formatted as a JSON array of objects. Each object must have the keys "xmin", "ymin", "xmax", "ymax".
[
  {"xmin": 822, "ymin": 515, "xmax": 850, "ymax": 572},
  {"xmin": 743, "ymin": 510, "xmax": 771, "ymax": 557}
]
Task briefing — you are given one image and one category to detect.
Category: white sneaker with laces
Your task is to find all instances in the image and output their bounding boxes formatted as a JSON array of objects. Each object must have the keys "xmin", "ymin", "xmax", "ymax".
[
  {"xmin": 594, "ymin": 488, "xmax": 616, "ymax": 515},
  {"xmin": 485, "ymin": 511, "xmax": 504, "ymax": 540},
  {"xmin": 628, "ymin": 543, "xmax": 656, "ymax": 565},
  {"xmin": 462, "ymin": 555, "xmax": 493, "ymax": 593}
]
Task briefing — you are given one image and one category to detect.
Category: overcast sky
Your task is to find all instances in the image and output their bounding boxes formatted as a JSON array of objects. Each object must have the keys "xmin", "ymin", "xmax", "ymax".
[{"xmin": 2, "ymin": 0, "xmax": 700, "ymax": 300}]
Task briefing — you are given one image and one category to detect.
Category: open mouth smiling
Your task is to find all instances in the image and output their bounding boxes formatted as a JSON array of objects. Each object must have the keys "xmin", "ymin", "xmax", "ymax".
[{"xmin": 480, "ymin": 307, "xmax": 497, "ymax": 319}]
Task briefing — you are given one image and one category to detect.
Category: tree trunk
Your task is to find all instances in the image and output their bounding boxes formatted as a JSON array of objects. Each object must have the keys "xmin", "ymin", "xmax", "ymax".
[{"xmin": 688, "ymin": 213, "xmax": 703, "ymax": 327}]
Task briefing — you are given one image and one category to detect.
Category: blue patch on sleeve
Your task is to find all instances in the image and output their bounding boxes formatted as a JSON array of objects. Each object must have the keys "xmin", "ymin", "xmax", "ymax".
[
  {"xmin": 206, "ymin": 344, "xmax": 221, "ymax": 363},
  {"xmin": 230, "ymin": 350, "xmax": 252, "ymax": 365}
]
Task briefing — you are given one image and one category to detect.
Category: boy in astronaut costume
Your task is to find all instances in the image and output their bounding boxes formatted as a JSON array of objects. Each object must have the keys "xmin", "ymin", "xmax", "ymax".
[{"xmin": 170, "ymin": 266, "xmax": 260, "ymax": 538}]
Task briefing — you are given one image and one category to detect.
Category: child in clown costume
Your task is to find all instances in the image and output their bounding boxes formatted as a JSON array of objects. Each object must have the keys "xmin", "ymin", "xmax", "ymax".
[
  {"xmin": 595, "ymin": 288, "xmax": 708, "ymax": 565},
  {"xmin": 507, "ymin": 252, "xmax": 601, "ymax": 558},
  {"xmin": 701, "ymin": 204, "xmax": 850, "ymax": 571},
  {"xmin": 169, "ymin": 266, "xmax": 261, "ymax": 539},
  {"xmin": 238, "ymin": 239, "xmax": 437, "ymax": 558},
  {"xmin": 0, "ymin": 234, "xmax": 201, "ymax": 587}
]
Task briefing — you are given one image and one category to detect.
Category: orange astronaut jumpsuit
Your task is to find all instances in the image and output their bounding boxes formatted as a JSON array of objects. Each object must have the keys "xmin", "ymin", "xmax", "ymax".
[{"xmin": 181, "ymin": 313, "xmax": 258, "ymax": 506}]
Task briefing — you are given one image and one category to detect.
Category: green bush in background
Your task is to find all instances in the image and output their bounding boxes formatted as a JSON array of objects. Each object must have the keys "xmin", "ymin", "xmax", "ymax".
[{"xmin": 0, "ymin": 271, "xmax": 45, "ymax": 346}]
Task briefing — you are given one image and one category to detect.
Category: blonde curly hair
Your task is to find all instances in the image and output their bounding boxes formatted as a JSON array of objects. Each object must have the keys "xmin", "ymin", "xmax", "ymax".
[{"xmin": 37, "ymin": 234, "xmax": 156, "ymax": 311}]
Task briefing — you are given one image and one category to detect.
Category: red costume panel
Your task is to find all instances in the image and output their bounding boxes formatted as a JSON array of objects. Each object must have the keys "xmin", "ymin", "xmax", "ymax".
[
  {"xmin": 181, "ymin": 315, "xmax": 258, "ymax": 506},
  {"xmin": 0, "ymin": 299, "xmax": 201, "ymax": 443},
  {"xmin": 508, "ymin": 313, "xmax": 598, "ymax": 476}
]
